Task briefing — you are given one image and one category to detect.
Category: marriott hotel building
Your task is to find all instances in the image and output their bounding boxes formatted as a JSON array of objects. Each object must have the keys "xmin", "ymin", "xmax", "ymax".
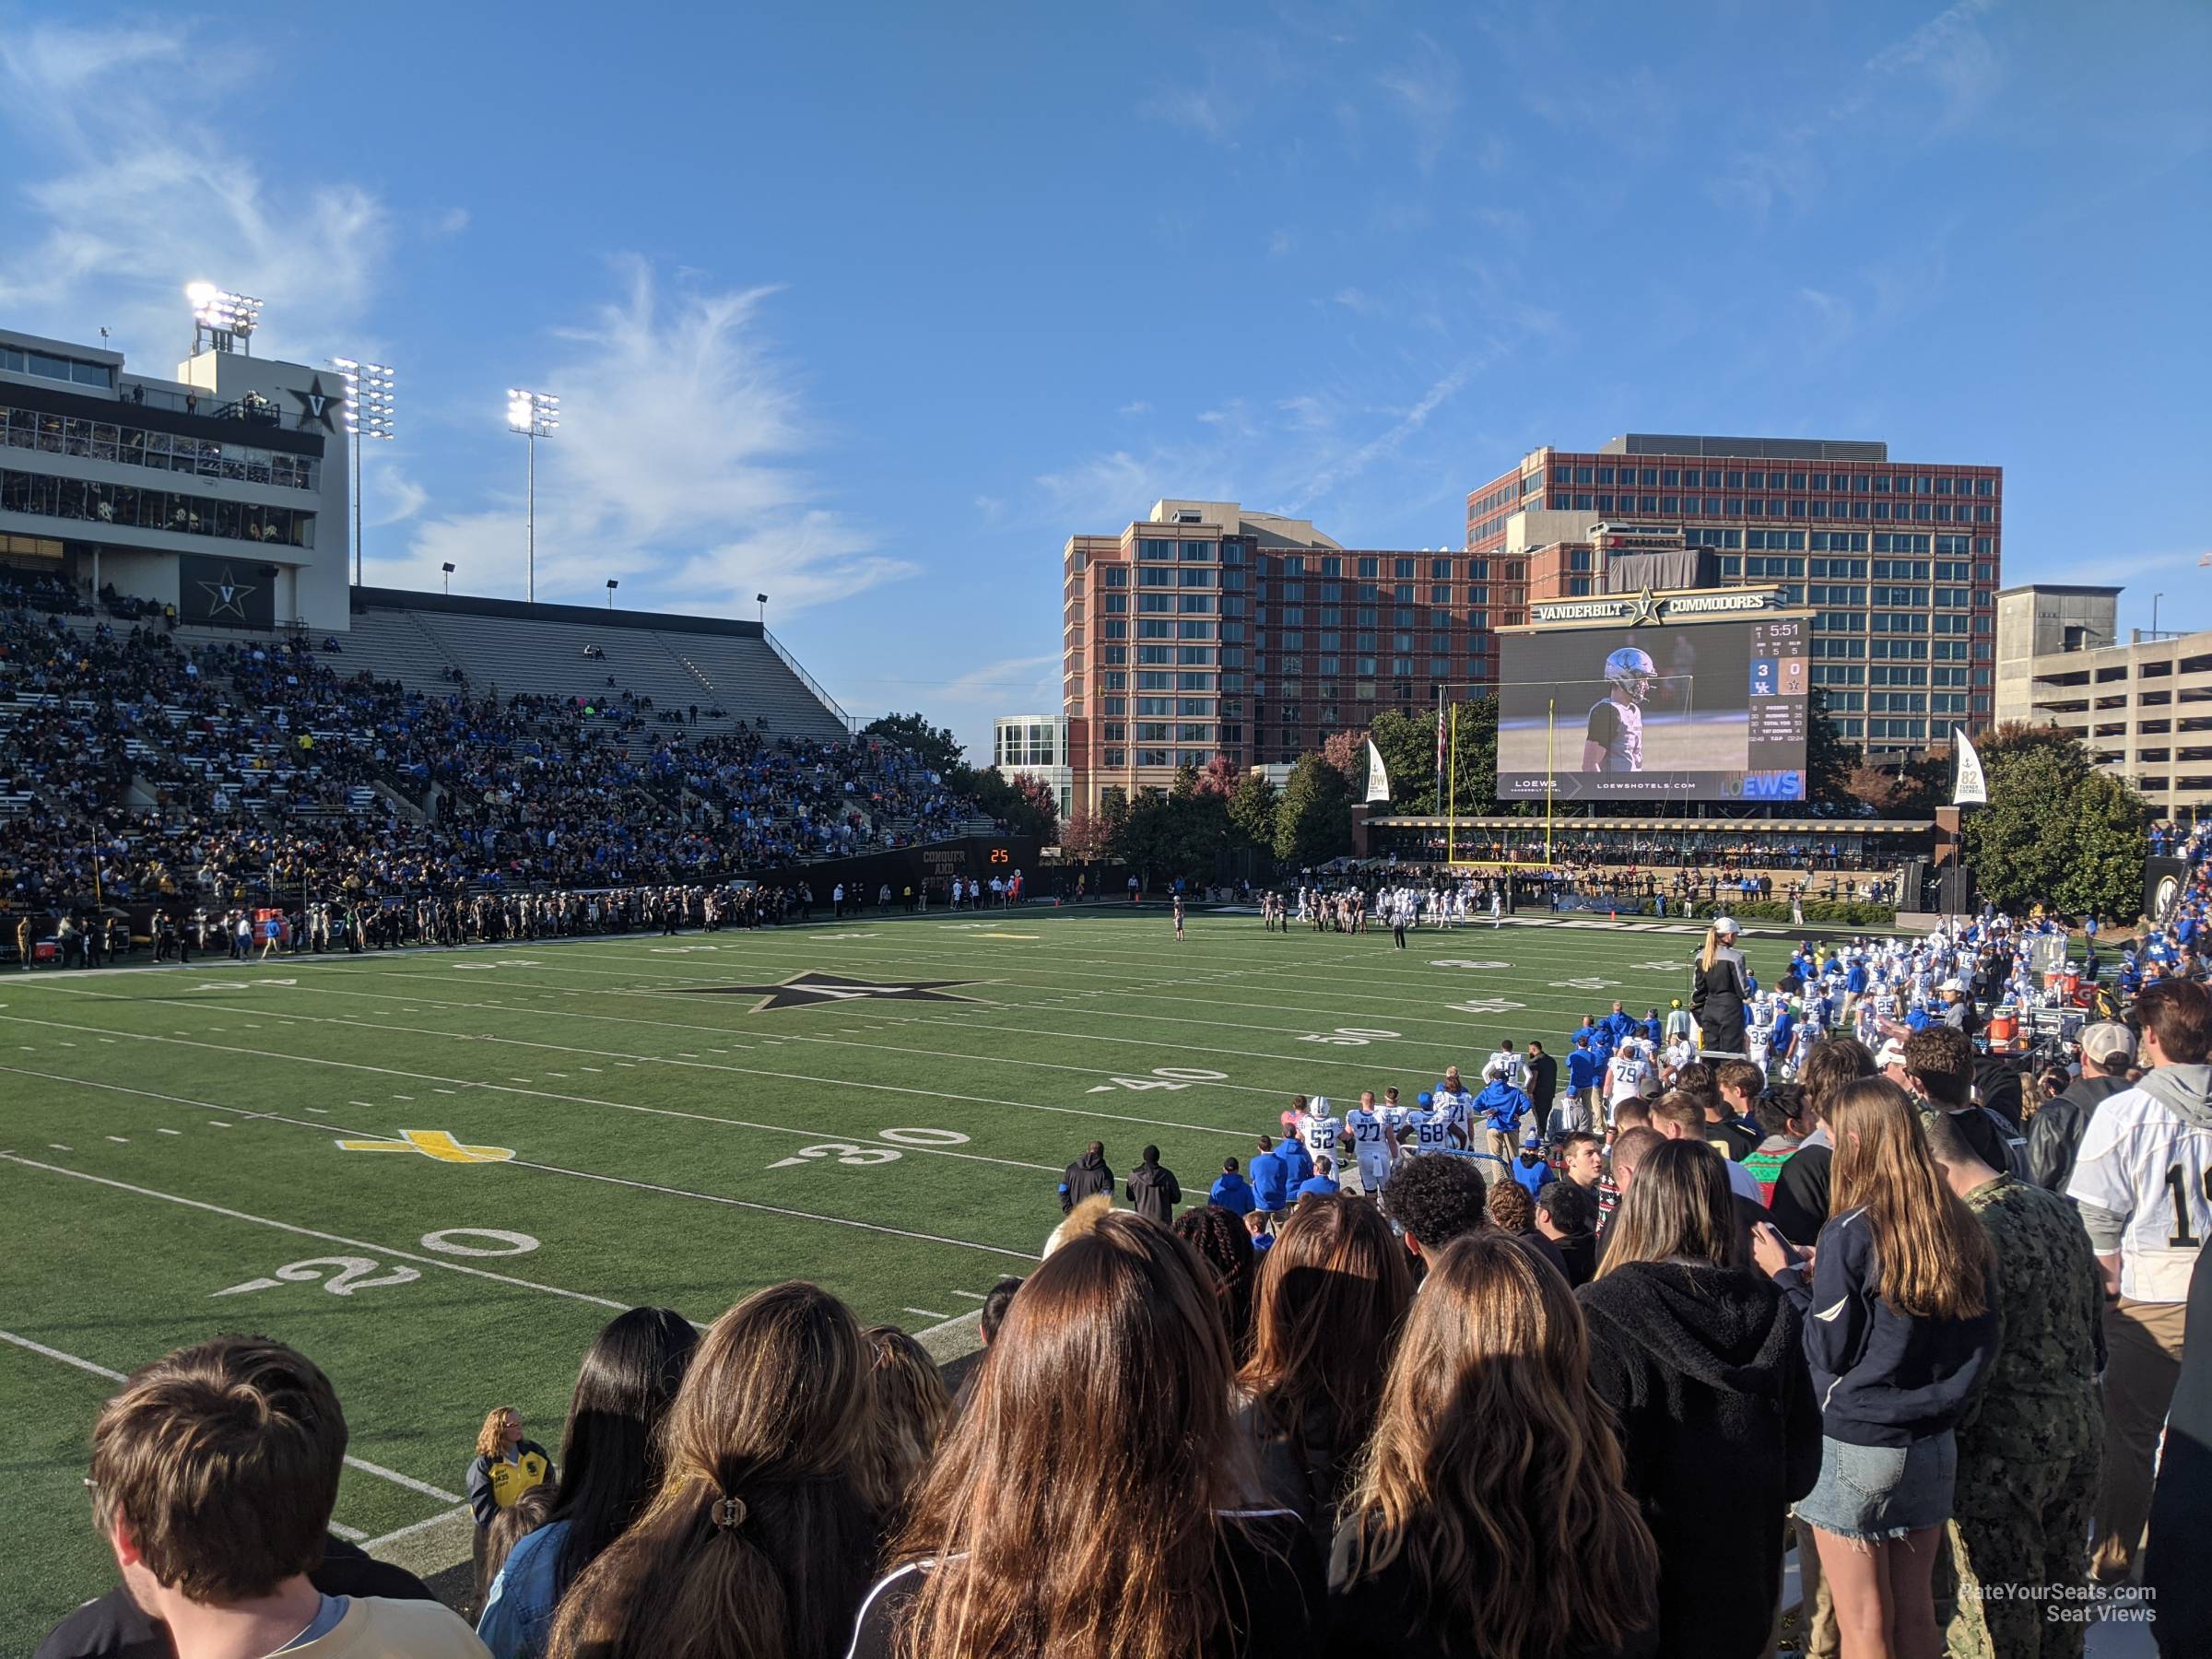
[{"xmin": 1463, "ymin": 433, "xmax": 2003, "ymax": 755}]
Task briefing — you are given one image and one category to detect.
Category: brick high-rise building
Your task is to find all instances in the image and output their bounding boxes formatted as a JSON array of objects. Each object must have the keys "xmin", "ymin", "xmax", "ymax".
[
  {"xmin": 1062, "ymin": 500, "xmax": 1447, "ymax": 813},
  {"xmin": 1464, "ymin": 434, "xmax": 2003, "ymax": 754}
]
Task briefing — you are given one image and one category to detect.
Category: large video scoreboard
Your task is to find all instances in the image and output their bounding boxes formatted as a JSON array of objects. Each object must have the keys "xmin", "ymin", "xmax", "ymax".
[{"xmin": 1495, "ymin": 587, "xmax": 1812, "ymax": 803}]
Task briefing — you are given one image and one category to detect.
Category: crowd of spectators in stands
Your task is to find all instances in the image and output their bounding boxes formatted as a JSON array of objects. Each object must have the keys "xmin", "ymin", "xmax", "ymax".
[{"xmin": 0, "ymin": 594, "xmax": 979, "ymax": 914}]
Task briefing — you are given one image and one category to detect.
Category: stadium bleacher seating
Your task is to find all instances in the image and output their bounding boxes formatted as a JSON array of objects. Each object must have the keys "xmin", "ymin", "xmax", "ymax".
[{"xmin": 0, "ymin": 574, "xmax": 984, "ymax": 911}]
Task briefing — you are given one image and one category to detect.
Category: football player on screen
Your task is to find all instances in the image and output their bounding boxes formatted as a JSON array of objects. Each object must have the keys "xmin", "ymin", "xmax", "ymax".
[{"xmin": 1582, "ymin": 645, "xmax": 1654, "ymax": 772}]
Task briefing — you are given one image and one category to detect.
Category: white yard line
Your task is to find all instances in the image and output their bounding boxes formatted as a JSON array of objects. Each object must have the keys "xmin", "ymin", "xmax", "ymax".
[
  {"xmin": 0, "ymin": 1154, "xmax": 637, "ymax": 1313},
  {"xmin": 0, "ymin": 1328, "xmax": 463, "ymax": 1506},
  {"xmin": 3, "ymin": 1071, "xmax": 1043, "ymax": 1265},
  {"xmin": 0, "ymin": 1006, "xmax": 1253, "ymax": 1143}
]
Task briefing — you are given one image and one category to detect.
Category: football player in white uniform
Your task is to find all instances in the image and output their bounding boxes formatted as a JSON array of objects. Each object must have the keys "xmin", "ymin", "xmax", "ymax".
[
  {"xmin": 1479, "ymin": 1042, "xmax": 1526, "ymax": 1092},
  {"xmin": 1299, "ymin": 1095, "xmax": 1345, "ymax": 1173},
  {"xmin": 1346, "ymin": 1090, "xmax": 1392, "ymax": 1194}
]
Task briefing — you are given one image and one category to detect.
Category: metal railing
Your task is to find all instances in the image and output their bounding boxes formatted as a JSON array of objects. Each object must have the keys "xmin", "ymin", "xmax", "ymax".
[{"xmin": 761, "ymin": 626, "xmax": 857, "ymax": 733}]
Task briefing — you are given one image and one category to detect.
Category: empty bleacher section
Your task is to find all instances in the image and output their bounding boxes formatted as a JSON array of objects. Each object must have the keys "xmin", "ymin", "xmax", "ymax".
[
  {"xmin": 0, "ymin": 574, "xmax": 984, "ymax": 910},
  {"xmin": 344, "ymin": 588, "xmax": 852, "ymax": 742}
]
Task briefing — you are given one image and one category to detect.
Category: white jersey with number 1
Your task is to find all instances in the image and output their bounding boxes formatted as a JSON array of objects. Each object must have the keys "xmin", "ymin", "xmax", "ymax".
[{"xmin": 2066, "ymin": 1086, "xmax": 2212, "ymax": 1301}]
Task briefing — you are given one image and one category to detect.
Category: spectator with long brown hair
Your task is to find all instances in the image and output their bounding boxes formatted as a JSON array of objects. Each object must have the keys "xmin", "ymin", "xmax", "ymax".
[
  {"xmin": 544, "ymin": 1283, "xmax": 878, "ymax": 1659},
  {"xmin": 1236, "ymin": 1194, "xmax": 1415, "ymax": 1548},
  {"xmin": 1580, "ymin": 1140, "xmax": 1819, "ymax": 1658},
  {"xmin": 857, "ymin": 1325, "xmax": 952, "ymax": 1534},
  {"xmin": 1330, "ymin": 1231, "xmax": 1659, "ymax": 1659},
  {"xmin": 1754, "ymin": 1077, "xmax": 1998, "ymax": 1659},
  {"xmin": 852, "ymin": 1209, "xmax": 1322, "ymax": 1658}
]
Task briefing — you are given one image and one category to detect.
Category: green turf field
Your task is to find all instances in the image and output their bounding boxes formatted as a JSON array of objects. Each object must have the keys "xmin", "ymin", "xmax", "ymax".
[{"xmin": 0, "ymin": 907, "xmax": 1794, "ymax": 1647}]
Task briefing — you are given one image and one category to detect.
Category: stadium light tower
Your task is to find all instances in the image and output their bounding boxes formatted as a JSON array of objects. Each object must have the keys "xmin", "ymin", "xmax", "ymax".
[
  {"xmin": 606, "ymin": 577, "xmax": 619, "ymax": 610},
  {"xmin": 332, "ymin": 359, "xmax": 396, "ymax": 589},
  {"xmin": 507, "ymin": 388, "xmax": 559, "ymax": 603},
  {"xmin": 186, "ymin": 281, "xmax": 263, "ymax": 356},
  {"xmin": 441, "ymin": 561, "xmax": 455, "ymax": 594}
]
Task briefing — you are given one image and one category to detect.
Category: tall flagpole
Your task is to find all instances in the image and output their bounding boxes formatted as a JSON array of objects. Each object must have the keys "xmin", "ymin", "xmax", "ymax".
[
  {"xmin": 1448, "ymin": 700, "xmax": 1459, "ymax": 869},
  {"xmin": 1545, "ymin": 697, "xmax": 1557, "ymax": 866}
]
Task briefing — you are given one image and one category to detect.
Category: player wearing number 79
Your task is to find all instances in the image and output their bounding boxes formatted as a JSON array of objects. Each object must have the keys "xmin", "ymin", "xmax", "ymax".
[{"xmin": 2063, "ymin": 976, "xmax": 2212, "ymax": 1585}]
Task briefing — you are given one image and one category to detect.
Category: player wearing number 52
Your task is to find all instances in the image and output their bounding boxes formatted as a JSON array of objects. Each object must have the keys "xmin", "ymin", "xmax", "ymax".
[
  {"xmin": 468, "ymin": 1408, "xmax": 555, "ymax": 1602},
  {"xmin": 2064, "ymin": 976, "xmax": 2212, "ymax": 1586}
]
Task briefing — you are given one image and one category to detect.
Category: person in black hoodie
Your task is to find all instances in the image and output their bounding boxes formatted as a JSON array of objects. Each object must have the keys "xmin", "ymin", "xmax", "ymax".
[
  {"xmin": 1125, "ymin": 1144, "xmax": 1182, "ymax": 1225},
  {"xmin": 1058, "ymin": 1141, "xmax": 1113, "ymax": 1213},
  {"xmin": 1755, "ymin": 1077, "xmax": 1997, "ymax": 1659},
  {"xmin": 1578, "ymin": 1139, "xmax": 1820, "ymax": 1659}
]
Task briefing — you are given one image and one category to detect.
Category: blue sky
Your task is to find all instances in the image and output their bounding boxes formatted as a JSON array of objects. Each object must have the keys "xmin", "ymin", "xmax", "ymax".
[{"xmin": 2, "ymin": 2, "xmax": 2206, "ymax": 756}]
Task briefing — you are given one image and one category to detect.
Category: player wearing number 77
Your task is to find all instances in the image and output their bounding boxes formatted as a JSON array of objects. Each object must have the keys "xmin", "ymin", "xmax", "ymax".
[{"xmin": 2063, "ymin": 976, "xmax": 2212, "ymax": 1584}]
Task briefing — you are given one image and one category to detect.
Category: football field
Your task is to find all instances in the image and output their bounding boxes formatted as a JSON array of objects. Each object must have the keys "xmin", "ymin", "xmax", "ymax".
[{"xmin": 0, "ymin": 906, "xmax": 1792, "ymax": 1646}]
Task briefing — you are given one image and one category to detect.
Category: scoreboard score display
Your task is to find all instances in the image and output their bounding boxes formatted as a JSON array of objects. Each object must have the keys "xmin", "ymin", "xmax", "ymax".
[{"xmin": 1495, "ymin": 588, "xmax": 1813, "ymax": 803}]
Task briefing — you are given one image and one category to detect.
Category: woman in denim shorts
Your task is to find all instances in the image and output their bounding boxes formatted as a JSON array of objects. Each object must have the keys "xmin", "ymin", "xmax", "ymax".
[{"xmin": 1755, "ymin": 1077, "xmax": 1998, "ymax": 1659}]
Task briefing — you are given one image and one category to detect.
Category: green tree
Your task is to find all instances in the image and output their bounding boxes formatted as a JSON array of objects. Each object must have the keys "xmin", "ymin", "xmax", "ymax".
[
  {"xmin": 961, "ymin": 768, "xmax": 1058, "ymax": 841},
  {"xmin": 1274, "ymin": 752, "xmax": 1355, "ymax": 865},
  {"xmin": 2058, "ymin": 769, "xmax": 2150, "ymax": 924},
  {"xmin": 1806, "ymin": 690, "xmax": 1856, "ymax": 809},
  {"xmin": 1112, "ymin": 789, "xmax": 1232, "ymax": 886},
  {"xmin": 862, "ymin": 711, "xmax": 965, "ymax": 775},
  {"xmin": 1958, "ymin": 724, "xmax": 2105, "ymax": 912},
  {"xmin": 1439, "ymin": 696, "xmax": 1499, "ymax": 814},
  {"xmin": 1367, "ymin": 708, "xmax": 1437, "ymax": 809},
  {"xmin": 1227, "ymin": 769, "xmax": 1280, "ymax": 853}
]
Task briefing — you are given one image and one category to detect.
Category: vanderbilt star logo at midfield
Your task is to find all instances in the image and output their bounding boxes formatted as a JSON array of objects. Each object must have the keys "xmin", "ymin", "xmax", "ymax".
[
  {"xmin": 197, "ymin": 564, "xmax": 256, "ymax": 618},
  {"xmin": 668, "ymin": 971, "xmax": 980, "ymax": 1012}
]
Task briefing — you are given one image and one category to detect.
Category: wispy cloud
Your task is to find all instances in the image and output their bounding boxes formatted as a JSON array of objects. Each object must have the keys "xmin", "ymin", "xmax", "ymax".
[
  {"xmin": 1376, "ymin": 31, "xmax": 1461, "ymax": 171},
  {"xmin": 368, "ymin": 465, "xmax": 429, "ymax": 529},
  {"xmin": 1282, "ymin": 361, "xmax": 1474, "ymax": 512},
  {"xmin": 0, "ymin": 22, "xmax": 391, "ymax": 368},
  {"xmin": 391, "ymin": 260, "xmax": 912, "ymax": 618},
  {"xmin": 1118, "ymin": 400, "xmax": 1153, "ymax": 417},
  {"xmin": 1708, "ymin": 0, "xmax": 2006, "ymax": 216},
  {"xmin": 1866, "ymin": 0, "xmax": 2006, "ymax": 127}
]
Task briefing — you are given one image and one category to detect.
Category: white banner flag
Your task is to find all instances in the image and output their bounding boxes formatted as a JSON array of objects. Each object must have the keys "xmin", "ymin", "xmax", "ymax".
[
  {"xmin": 1952, "ymin": 724, "xmax": 1987, "ymax": 806},
  {"xmin": 1364, "ymin": 737, "xmax": 1392, "ymax": 804}
]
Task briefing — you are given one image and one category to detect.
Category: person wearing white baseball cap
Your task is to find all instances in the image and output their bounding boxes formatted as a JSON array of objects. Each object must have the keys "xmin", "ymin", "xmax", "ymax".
[
  {"xmin": 1693, "ymin": 916, "xmax": 1749, "ymax": 1058},
  {"xmin": 2027, "ymin": 1021, "xmax": 2136, "ymax": 1194}
]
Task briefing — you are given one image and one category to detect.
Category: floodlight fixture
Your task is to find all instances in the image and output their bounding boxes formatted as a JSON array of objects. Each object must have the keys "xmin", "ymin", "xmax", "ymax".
[
  {"xmin": 332, "ymin": 358, "xmax": 398, "ymax": 588},
  {"xmin": 507, "ymin": 387, "xmax": 560, "ymax": 601},
  {"xmin": 507, "ymin": 387, "xmax": 559, "ymax": 437},
  {"xmin": 606, "ymin": 577, "xmax": 619, "ymax": 609},
  {"xmin": 187, "ymin": 281, "xmax": 264, "ymax": 354}
]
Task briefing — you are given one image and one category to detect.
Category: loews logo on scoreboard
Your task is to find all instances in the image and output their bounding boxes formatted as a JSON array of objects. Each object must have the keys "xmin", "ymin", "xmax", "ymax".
[{"xmin": 1527, "ymin": 586, "xmax": 1788, "ymax": 629}]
